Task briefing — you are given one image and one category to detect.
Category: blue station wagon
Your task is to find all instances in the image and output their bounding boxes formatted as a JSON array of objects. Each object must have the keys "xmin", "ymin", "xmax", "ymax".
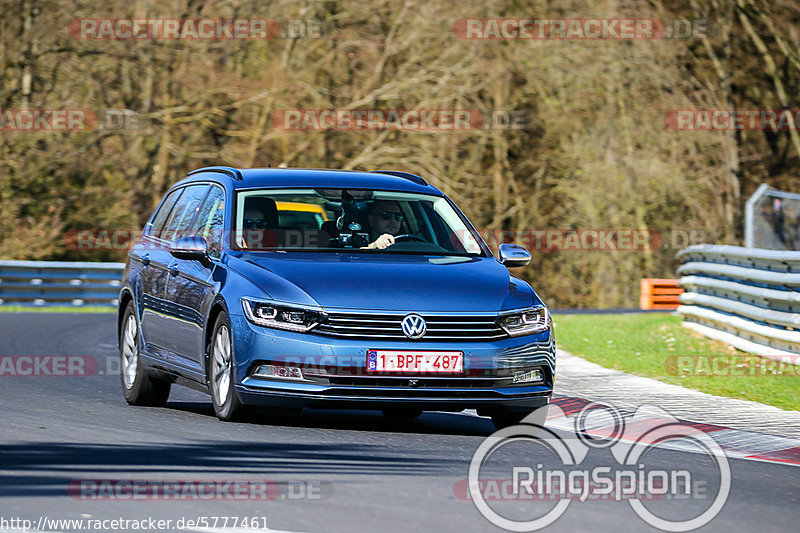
[{"xmin": 117, "ymin": 167, "xmax": 555, "ymax": 429}]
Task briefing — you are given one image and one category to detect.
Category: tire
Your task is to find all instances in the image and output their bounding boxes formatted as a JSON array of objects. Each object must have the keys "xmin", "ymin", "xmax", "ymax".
[
  {"xmin": 208, "ymin": 311, "xmax": 249, "ymax": 421},
  {"xmin": 491, "ymin": 405, "xmax": 548, "ymax": 432},
  {"xmin": 120, "ymin": 301, "xmax": 171, "ymax": 406},
  {"xmin": 382, "ymin": 407, "xmax": 423, "ymax": 420}
]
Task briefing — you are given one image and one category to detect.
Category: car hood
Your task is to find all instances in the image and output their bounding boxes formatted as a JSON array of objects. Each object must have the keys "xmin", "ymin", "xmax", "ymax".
[{"xmin": 226, "ymin": 252, "xmax": 537, "ymax": 312}]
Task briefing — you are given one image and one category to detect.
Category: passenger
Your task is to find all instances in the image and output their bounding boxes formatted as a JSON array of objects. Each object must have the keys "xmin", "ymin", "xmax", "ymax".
[{"xmin": 243, "ymin": 208, "xmax": 267, "ymax": 230}]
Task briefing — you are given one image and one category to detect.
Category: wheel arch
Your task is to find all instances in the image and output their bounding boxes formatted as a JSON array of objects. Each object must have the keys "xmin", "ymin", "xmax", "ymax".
[
  {"xmin": 117, "ymin": 288, "xmax": 135, "ymax": 348},
  {"xmin": 204, "ymin": 297, "xmax": 231, "ymax": 382}
]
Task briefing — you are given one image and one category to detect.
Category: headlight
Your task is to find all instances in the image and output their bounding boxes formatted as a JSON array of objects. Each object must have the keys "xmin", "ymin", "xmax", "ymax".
[
  {"xmin": 241, "ymin": 298, "xmax": 325, "ymax": 332},
  {"xmin": 497, "ymin": 307, "xmax": 550, "ymax": 337}
]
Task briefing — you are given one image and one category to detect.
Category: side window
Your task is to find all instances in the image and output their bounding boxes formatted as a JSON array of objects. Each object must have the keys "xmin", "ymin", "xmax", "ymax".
[
  {"xmin": 192, "ymin": 186, "xmax": 225, "ymax": 258},
  {"xmin": 149, "ymin": 188, "xmax": 184, "ymax": 240},
  {"xmin": 161, "ymin": 185, "xmax": 210, "ymax": 243}
]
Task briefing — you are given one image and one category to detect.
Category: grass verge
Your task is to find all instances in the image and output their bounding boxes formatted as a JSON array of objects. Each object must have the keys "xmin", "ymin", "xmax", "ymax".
[{"xmin": 553, "ymin": 312, "xmax": 799, "ymax": 411}]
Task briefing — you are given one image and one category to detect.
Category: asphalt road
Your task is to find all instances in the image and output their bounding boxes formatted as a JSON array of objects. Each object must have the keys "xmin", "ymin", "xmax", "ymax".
[{"xmin": 0, "ymin": 313, "xmax": 797, "ymax": 533}]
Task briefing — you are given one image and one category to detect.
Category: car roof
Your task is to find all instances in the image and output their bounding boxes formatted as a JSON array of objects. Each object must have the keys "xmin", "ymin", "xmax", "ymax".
[{"xmin": 173, "ymin": 167, "xmax": 444, "ymax": 196}]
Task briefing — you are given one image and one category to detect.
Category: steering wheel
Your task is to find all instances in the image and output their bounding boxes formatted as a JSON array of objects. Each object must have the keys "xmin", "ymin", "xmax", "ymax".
[{"xmin": 393, "ymin": 234, "xmax": 427, "ymax": 243}]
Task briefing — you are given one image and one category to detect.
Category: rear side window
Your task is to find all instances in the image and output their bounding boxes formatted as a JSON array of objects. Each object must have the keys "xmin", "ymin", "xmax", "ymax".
[
  {"xmin": 161, "ymin": 185, "xmax": 210, "ymax": 243},
  {"xmin": 149, "ymin": 188, "xmax": 184, "ymax": 240},
  {"xmin": 192, "ymin": 186, "xmax": 225, "ymax": 257}
]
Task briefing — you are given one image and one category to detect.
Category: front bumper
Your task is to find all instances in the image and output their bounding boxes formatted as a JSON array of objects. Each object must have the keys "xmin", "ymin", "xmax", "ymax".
[{"xmin": 229, "ymin": 313, "xmax": 555, "ymax": 413}]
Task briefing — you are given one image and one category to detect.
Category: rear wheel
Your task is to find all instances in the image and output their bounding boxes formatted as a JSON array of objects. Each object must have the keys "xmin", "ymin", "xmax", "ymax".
[
  {"xmin": 209, "ymin": 311, "xmax": 249, "ymax": 421},
  {"xmin": 120, "ymin": 302, "xmax": 171, "ymax": 406},
  {"xmin": 382, "ymin": 407, "xmax": 423, "ymax": 420}
]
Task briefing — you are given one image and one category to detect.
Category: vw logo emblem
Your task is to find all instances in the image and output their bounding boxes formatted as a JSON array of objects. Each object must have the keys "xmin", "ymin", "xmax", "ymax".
[{"xmin": 401, "ymin": 314, "xmax": 427, "ymax": 339}]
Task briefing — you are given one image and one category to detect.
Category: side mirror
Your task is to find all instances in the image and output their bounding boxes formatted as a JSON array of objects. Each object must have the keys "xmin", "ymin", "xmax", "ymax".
[
  {"xmin": 498, "ymin": 243, "xmax": 531, "ymax": 268},
  {"xmin": 169, "ymin": 236, "xmax": 210, "ymax": 264}
]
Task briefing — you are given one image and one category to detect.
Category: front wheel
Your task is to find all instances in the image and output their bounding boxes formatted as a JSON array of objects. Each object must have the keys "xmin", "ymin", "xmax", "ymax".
[
  {"xmin": 209, "ymin": 311, "xmax": 249, "ymax": 421},
  {"xmin": 120, "ymin": 302, "xmax": 171, "ymax": 406}
]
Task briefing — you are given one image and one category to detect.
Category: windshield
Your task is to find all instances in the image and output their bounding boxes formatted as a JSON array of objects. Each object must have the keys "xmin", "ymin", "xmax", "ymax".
[{"xmin": 233, "ymin": 188, "xmax": 485, "ymax": 255}]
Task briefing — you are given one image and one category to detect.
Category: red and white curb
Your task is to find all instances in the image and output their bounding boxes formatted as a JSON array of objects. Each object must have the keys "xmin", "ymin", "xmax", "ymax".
[{"xmin": 549, "ymin": 396, "xmax": 800, "ymax": 467}]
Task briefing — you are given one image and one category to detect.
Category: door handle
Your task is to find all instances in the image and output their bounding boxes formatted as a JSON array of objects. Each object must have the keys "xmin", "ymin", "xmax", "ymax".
[
  {"xmin": 168, "ymin": 264, "xmax": 179, "ymax": 276},
  {"xmin": 141, "ymin": 253, "xmax": 150, "ymax": 266}
]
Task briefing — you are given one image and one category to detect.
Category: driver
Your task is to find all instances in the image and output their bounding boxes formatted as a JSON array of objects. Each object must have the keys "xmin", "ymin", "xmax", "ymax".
[{"xmin": 364, "ymin": 200, "xmax": 404, "ymax": 250}]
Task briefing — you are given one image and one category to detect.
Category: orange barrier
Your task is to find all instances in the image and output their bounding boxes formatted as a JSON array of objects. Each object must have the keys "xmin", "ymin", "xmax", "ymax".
[{"xmin": 640, "ymin": 278, "xmax": 684, "ymax": 310}]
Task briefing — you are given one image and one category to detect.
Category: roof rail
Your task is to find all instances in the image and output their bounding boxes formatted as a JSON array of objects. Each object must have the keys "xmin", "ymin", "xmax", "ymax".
[
  {"xmin": 370, "ymin": 170, "xmax": 428, "ymax": 186},
  {"xmin": 187, "ymin": 166, "xmax": 244, "ymax": 180}
]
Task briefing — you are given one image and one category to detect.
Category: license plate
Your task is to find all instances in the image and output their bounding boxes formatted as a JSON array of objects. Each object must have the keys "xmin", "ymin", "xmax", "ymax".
[{"xmin": 367, "ymin": 350, "xmax": 464, "ymax": 373}]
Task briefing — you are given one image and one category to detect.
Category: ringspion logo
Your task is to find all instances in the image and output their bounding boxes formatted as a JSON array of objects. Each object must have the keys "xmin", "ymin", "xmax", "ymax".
[{"xmin": 468, "ymin": 403, "xmax": 730, "ymax": 531}]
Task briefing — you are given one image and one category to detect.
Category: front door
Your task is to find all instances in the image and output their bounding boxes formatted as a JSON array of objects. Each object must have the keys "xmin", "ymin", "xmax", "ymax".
[
  {"xmin": 163, "ymin": 185, "xmax": 225, "ymax": 373},
  {"xmin": 151, "ymin": 184, "xmax": 210, "ymax": 354}
]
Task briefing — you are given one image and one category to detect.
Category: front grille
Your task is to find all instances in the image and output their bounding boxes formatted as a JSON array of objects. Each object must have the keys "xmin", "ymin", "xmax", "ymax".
[
  {"xmin": 324, "ymin": 376, "xmax": 510, "ymax": 388},
  {"xmin": 314, "ymin": 311, "xmax": 507, "ymax": 342},
  {"xmin": 316, "ymin": 387, "xmax": 506, "ymax": 399}
]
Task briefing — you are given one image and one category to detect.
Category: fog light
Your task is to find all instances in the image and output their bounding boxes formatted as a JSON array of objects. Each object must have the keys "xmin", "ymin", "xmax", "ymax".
[
  {"xmin": 512, "ymin": 368, "xmax": 544, "ymax": 384},
  {"xmin": 252, "ymin": 365, "xmax": 304, "ymax": 380}
]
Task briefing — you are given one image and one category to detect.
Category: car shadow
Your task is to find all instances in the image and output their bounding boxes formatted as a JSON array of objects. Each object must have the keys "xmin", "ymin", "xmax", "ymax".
[
  {"xmin": 0, "ymin": 437, "xmax": 463, "ymax": 498},
  {"xmin": 162, "ymin": 401, "xmax": 497, "ymax": 437}
]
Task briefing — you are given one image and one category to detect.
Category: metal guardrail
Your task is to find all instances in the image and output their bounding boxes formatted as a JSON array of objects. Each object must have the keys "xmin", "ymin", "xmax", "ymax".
[
  {"xmin": 676, "ymin": 244, "xmax": 800, "ymax": 357},
  {"xmin": 0, "ymin": 260, "xmax": 124, "ymax": 307}
]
